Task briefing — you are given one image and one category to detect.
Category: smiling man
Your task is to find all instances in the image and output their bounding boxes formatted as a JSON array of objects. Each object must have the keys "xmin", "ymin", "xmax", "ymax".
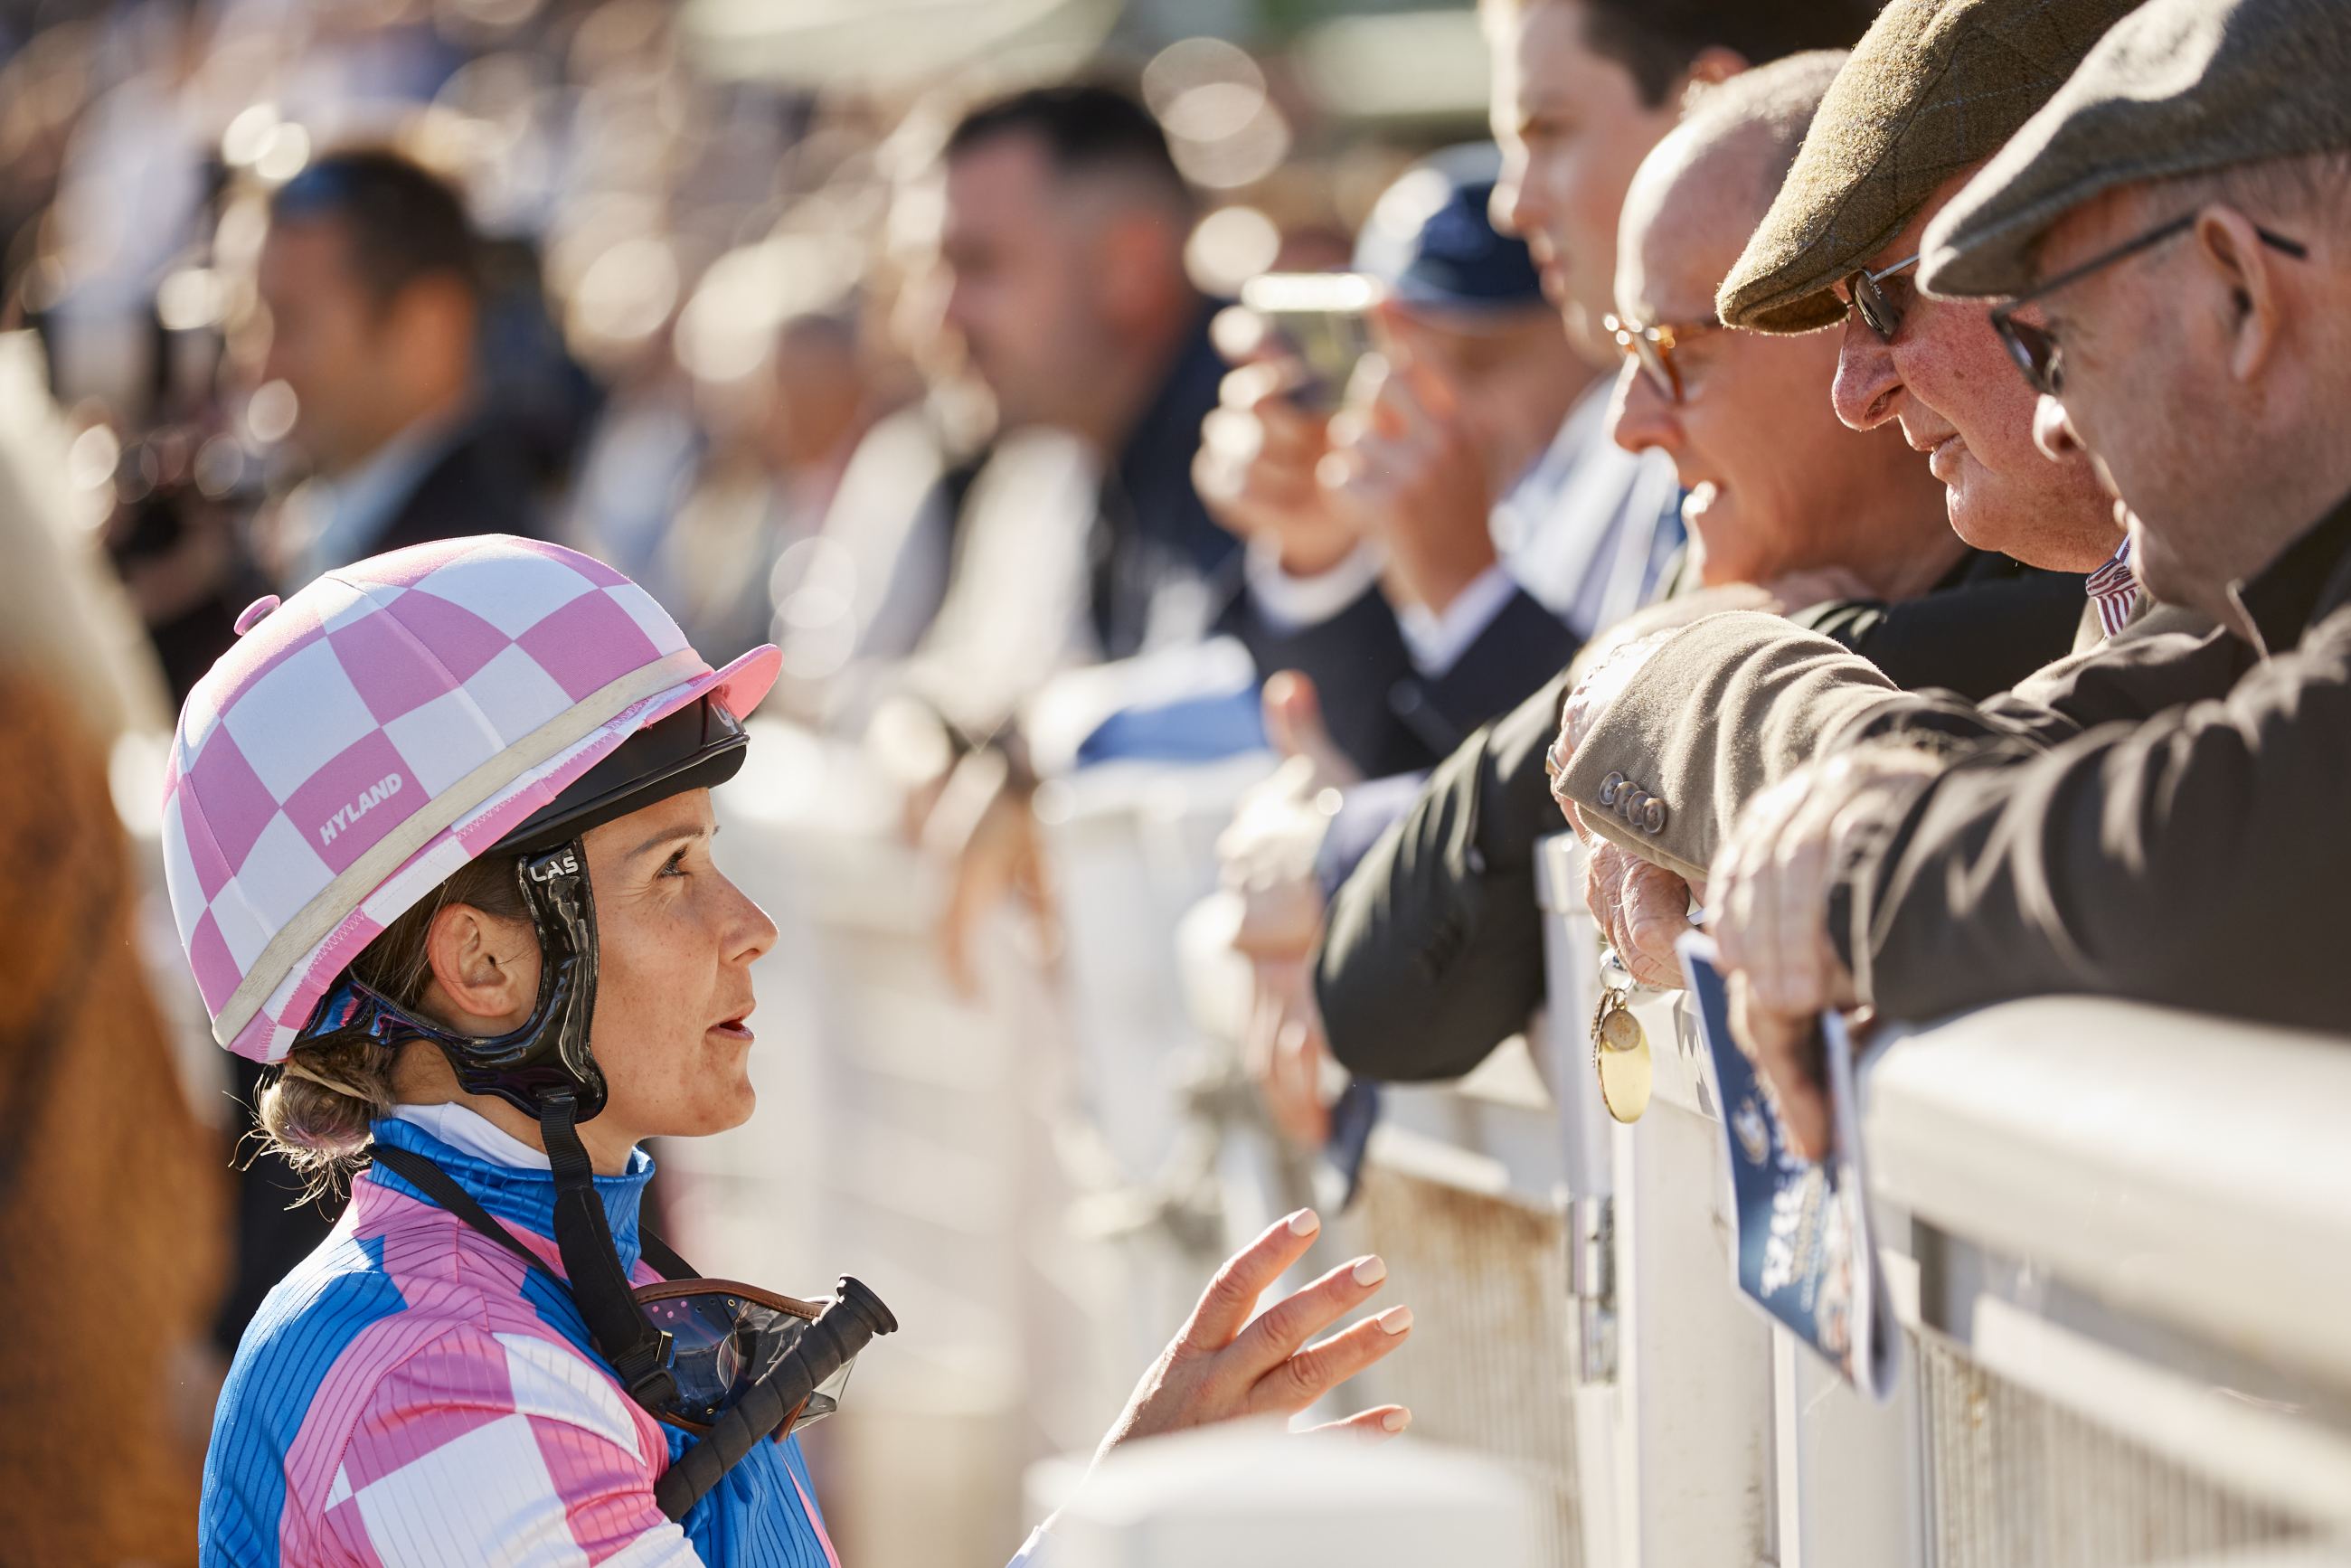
[
  {"xmin": 1603, "ymin": 54, "xmax": 1956, "ymax": 600},
  {"xmin": 1707, "ymin": 0, "xmax": 2351, "ymax": 1156}
]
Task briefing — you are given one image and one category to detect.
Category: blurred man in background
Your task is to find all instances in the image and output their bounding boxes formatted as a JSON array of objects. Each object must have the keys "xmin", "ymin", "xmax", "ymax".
[
  {"xmin": 257, "ymin": 147, "xmax": 542, "ymax": 586},
  {"xmin": 923, "ymin": 82, "xmax": 1234, "ymax": 685},
  {"xmin": 1204, "ymin": 152, "xmax": 1608, "ymax": 778},
  {"xmin": 1208, "ymin": 150, "xmax": 1596, "ymax": 1142},
  {"xmin": 656, "ymin": 304, "xmax": 900, "ymax": 665}
]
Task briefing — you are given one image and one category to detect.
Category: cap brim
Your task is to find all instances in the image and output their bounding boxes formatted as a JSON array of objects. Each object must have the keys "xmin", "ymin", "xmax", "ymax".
[{"xmin": 654, "ymin": 642, "xmax": 781, "ymax": 728}]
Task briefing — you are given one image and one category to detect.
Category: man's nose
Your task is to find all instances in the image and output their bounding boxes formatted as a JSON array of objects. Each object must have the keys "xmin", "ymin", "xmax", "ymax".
[
  {"xmin": 1488, "ymin": 170, "xmax": 1524, "ymax": 240},
  {"xmin": 2032, "ymin": 393, "xmax": 2082, "ymax": 462},
  {"xmin": 1607, "ymin": 357, "xmax": 1676, "ymax": 458},
  {"xmin": 1830, "ymin": 315, "xmax": 1902, "ymax": 432},
  {"xmin": 1499, "ymin": 166, "xmax": 1544, "ymax": 244}
]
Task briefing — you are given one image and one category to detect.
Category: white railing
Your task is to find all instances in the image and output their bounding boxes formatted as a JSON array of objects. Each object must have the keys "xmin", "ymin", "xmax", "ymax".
[
  {"xmin": 1864, "ymin": 996, "xmax": 2351, "ymax": 1563},
  {"xmin": 1536, "ymin": 832, "xmax": 2351, "ymax": 1568}
]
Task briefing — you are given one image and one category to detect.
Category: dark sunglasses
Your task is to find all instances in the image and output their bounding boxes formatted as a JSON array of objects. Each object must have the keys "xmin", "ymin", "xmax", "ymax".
[
  {"xmin": 1987, "ymin": 213, "xmax": 2309, "ymax": 395},
  {"xmin": 1842, "ymin": 252, "xmax": 1921, "ymax": 343},
  {"xmin": 1604, "ymin": 312, "xmax": 1722, "ymax": 403}
]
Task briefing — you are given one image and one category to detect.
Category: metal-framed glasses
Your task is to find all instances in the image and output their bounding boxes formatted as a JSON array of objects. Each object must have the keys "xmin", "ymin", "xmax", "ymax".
[
  {"xmin": 1987, "ymin": 213, "xmax": 2309, "ymax": 395},
  {"xmin": 1843, "ymin": 251, "xmax": 1921, "ymax": 342},
  {"xmin": 1604, "ymin": 312, "xmax": 1722, "ymax": 404}
]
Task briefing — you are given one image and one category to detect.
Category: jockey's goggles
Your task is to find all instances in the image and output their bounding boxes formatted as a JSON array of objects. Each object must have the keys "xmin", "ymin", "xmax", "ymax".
[
  {"xmin": 634, "ymin": 1278, "xmax": 859, "ymax": 1434},
  {"xmin": 371, "ymin": 1144, "xmax": 895, "ymax": 1472}
]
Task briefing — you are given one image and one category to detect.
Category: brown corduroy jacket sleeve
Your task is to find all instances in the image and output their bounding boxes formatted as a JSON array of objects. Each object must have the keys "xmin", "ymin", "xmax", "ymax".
[
  {"xmin": 1557, "ymin": 607, "xmax": 2218, "ymax": 883},
  {"xmin": 1842, "ymin": 602, "xmax": 2351, "ymax": 1028}
]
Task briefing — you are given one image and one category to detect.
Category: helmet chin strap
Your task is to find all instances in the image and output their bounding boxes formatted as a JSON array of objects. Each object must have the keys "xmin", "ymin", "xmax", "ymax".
[
  {"xmin": 536, "ymin": 1085, "xmax": 677, "ymax": 1408},
  {"xmin": 505, "ymin": 842, "xmax": 679, "ymax": 1411}
]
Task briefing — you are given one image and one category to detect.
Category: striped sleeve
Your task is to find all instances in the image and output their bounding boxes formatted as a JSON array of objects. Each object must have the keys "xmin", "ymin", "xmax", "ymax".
[{"xmin": 320, "ymin": 1322, "xmax": 704, "ymax": 1567}]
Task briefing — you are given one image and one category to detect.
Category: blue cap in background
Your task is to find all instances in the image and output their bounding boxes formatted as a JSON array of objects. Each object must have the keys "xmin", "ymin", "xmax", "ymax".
[{"xmin": 1351, "ymin": 143, "xmax": 1544, "ymax": 316}]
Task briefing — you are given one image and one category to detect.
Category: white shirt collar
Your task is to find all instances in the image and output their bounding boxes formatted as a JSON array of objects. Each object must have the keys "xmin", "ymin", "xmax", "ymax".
[{"xmin": 390, "ymin": 1100, "xmax": 552, "ymax": 1170}]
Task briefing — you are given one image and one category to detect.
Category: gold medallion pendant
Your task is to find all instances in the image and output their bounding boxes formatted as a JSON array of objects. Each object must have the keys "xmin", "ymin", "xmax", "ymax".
[{"xmin": 1590, "ymin": 984, "xmax": 1652, "ymax": 1124}]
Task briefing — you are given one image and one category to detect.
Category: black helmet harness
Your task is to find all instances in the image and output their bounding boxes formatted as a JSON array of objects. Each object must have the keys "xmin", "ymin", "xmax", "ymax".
[{"xmin": 295, "ymin": 695, "xmax": 892, "ymax": 1519}]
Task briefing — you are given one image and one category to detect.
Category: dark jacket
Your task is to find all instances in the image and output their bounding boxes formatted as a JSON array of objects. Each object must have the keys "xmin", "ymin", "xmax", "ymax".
[
  {"xmin": 367, "ymin": 416, "xmax": 546, "ymax": 559},
  {"xmin": 1835, "ymin": 491, "xmax": 2351, "ymax": 1032},
  {"xmin": 1097, "ymin": 301, "xmax": 1243, "ymax": 660},
  {"xmin": 1229, "ymin": 580, "xmax": 1581, "ymax": 780},
  {"xmin": 1789, "ymin": 552, "xmax": 2096, "ymax": 700},
  {"xmin": 1317, "ymin": 550, "xmax": 2088, "ymax": 1083}
]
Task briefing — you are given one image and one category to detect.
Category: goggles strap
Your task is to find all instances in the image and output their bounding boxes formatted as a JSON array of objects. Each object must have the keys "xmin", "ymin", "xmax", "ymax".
[
  {"xmin": 540, "ymin": 1090, "xmax": 680, "ymax": 1410},
  {"xmin": 372, "ymin": 1143, "xmax": 549, "ymax": 1273}
]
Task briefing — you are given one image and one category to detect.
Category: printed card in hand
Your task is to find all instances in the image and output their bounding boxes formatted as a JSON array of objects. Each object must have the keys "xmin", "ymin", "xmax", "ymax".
[{"xmin": 1676, "ymin": 931, "xmax": 1898, "ymax": 1401}]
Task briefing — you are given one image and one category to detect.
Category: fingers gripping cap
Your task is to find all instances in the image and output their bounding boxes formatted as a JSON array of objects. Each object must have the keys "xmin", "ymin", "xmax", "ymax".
[{"xmin": 159, "ymin": 534, "xmax": 779, "ymax": 1063}]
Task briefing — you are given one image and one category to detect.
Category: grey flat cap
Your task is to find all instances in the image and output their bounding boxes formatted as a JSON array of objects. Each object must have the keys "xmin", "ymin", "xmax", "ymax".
[
  {"xmin": 1719, "ymin": 0, "xmax": 2135, "ymax": 335},
  {"xmin": 1920, "ymin": 0, "xmax": 2351, "ymax": 298}
]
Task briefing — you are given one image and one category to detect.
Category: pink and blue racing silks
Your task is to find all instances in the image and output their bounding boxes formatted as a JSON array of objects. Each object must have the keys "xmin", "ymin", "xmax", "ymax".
[{"xmin": 199, "ymin": 1114, "xmax": 843, "ymax": 1566}]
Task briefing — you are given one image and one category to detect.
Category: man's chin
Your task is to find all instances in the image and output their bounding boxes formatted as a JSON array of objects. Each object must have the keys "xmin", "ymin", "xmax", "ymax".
[
  {"xmin": 1683, "ymin": 511, "xmax": 1754, "ymax": 588},
  {"xmin": 1940, "ymin": 477, "xmax": 2003, "ymax": 554}
]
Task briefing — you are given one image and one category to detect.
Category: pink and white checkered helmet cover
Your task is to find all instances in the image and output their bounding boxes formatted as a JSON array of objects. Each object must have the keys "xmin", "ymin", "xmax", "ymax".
[{"xmin": 160, "ymin": 534, "xmax": 779, "ymax": 1063}]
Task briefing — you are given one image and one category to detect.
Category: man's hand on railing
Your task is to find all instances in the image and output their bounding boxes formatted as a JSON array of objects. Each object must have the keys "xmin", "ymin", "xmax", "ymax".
[
  {"xmin": 1548, "ymin": 628, "xmax": 1681, "ymax": 840},
  {"xmin": 1708, "ymin": 747, "xmax": 1944, "ymax": 1159},
  {"xmin": 1583, "ymin": 839, "xmax": 1696, "ymax": 990},
  {"xmin": 1544, "ymin": 568, "xmax": 1897, "ymax": 845},
  {"xmin": 929, "ymin": 746, "xmax": 1053, "ymax": 999}
]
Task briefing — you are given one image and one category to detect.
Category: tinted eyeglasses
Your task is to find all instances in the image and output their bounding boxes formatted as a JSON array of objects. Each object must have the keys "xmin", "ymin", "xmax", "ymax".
[
  {"xmin": 1843, "ymin": 252, "xmax": 1921, "ymax": 342},
  {"xmin": 1987, "ymin": 213, "xmax": 2309, "ymax": 395},
  {"xmin": 1604, "ymin": 312, "xmax": 1722, "ymax": 404}
]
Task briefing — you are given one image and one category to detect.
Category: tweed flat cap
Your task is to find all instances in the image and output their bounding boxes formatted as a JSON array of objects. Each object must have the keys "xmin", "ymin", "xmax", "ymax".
[
  {"xmin": 1920, "ymin": 0, "xmax": 2351, "ymax": 299},
  {"xmin": 1718, "ymin": 0, "xmax": 2137, "ymax": 334}
]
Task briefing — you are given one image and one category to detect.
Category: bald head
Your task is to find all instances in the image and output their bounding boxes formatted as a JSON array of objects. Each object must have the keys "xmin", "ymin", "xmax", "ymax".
[{"xmin": 1617, "ymin": 51, "xmax": 1848, "ymax": 324}]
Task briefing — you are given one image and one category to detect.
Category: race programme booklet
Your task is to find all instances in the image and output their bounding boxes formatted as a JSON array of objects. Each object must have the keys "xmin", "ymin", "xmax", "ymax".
[{"xmin": 1676, "ymin": 932, "xmax": 1898, "ymax": 1401}]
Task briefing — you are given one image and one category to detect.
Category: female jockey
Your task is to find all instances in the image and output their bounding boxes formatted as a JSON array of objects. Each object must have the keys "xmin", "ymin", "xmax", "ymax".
[{"xmin": 166, "ymin": 535, "xmax": 1410, "ymax": 1565}]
